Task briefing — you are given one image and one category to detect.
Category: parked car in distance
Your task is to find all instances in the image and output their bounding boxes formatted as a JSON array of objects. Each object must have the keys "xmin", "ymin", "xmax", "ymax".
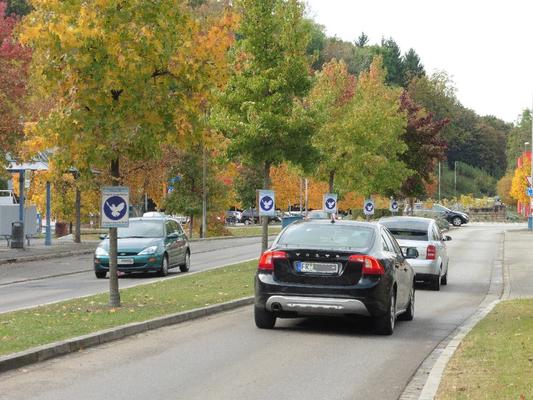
[
  {"xmin": 412, "ymin": 203, "xmax": 469, "ymax": 227},
  {"xmin": 254, "ymin": 219, "xmax": 418, "ymax": 335},
  {"xmin": 225, "ymin": 210, "xmax": 242, "ymax": 224},
  {"xmin": 379, "ymin": 216, "xmax": 451, "ymax": 291},
  {"xmin": 94, "ymin": 215, "xmax": 190, "ymax": 279},
  {"xmin": 242, "ymin": 208, "xmax": 281, "ymax": 224}
]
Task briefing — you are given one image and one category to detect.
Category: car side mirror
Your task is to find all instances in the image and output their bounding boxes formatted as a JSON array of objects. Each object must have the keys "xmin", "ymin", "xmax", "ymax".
[
  {"xmin": 404, "ymin": 247, "xmax": 419, "ymax": 259},
  {"xmin": 167, "ymin": 232, "xmax": 179, "ymax": 239},
  {"xmin": 99, "ymin": 234, "xmax": 107, "ymax": 240},
  {"xmin": 444, "ymin": 235, "xmax": 452, "ymax": 241}
]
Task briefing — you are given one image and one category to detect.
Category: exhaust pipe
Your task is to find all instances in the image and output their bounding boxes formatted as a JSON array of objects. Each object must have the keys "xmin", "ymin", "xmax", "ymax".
[{"xmin": 271, "ymin": 302, "xmax": 282, "ymax": 312}]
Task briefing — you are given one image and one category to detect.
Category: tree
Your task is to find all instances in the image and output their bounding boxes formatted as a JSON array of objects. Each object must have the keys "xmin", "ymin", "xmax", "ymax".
[
  {"xmin": 380, "ymin": 37, "xmax": 405, "ymax": 87},
  {"xmin": 402, "ymin": 48, "xmax": 425, "ymax": 86},
  {"xmin": 6, "ymin": 0, "xmax": 30, "ymax": 16},
  {"xmin": 0, "ymin": 1, "xmax": 31, "ymax": 165},
  {"xmin": 233, "ymin": 164, "xmax": 264, "ymax": 209},
  {"xmin": 355, "ymin": 32, "xmax": 369, "ymax": 47},
  {"xmin": 21, "ymin": 0, "xmax": 206, "ymax": 307},
  {"xmin": 213, "ymin": 0, "xmax": 316, "ymax": 252},
  {"xmin": 496, "ymin": 173, "xmax": 515, "ymax": 206},
  {"xmin": 510, "ymin": 157, "xmax": 530, "ymax": 206},
  {"xmin": 397, "ymin": 91, "xmax": 448, "ymax": 207},
  {"xmin": 506, "ymin": 110, "xmax": 532, "ymax": 170}
]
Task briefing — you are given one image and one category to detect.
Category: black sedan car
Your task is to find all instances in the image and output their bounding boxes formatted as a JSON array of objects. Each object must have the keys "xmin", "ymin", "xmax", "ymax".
[{"xmin": 254, "ymin": 220, "xmax": 418, "ymax": 335}]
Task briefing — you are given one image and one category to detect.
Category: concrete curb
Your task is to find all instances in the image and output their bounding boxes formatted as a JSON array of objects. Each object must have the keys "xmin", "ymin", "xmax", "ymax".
[
  {"xmin": 0, "ymin": 296, "xmax": 254, "ymax": 374},
  {"xmin": 399, "ymin": 232, "xmax": 505, "ymax": 400},
  {"xmin": 0, "ymin": 248, "xmax": 96, "ymax": 266}
]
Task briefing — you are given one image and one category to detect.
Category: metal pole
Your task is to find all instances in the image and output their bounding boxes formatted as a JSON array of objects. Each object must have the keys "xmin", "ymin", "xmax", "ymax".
[
  {"xmin": 18, "ymin": 170, "xmax": 24, "ymax": 223},
  {"xmin": 304, "ymin": 178, "xmax": 308, "ymax": 215},
  {"xmin": 454, "ymin": 161, "xmax": 457, "ymax": 199},
  {"xmin": 45, "ymin": 181, "xmax": 52, "ymax": 246},
  {"xmin": 438, "ymin": 162, "xmax": 441, "ymax": 201},
  {"xmin": 201, "ymin": 143, "xmax": 207, "ymax": 239},
  {"xmin": 529, "ymin": 99, "xmax": 533, "ymax": 230}
]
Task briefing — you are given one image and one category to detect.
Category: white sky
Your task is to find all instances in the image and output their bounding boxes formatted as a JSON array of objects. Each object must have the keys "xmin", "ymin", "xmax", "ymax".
[{"xmin": 306, "ymin": 0, "xmax": 533, "ymax": 123}]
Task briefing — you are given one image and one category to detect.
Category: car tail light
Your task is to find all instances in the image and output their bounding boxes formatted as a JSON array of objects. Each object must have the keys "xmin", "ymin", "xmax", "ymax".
[
  {"xmin": 349, "ymin": 255, "xmax": 384, "ymax": 275},
  {"xmin": 258, "ymin": 251, "xmax": 287, "ymax": 271},
  {"xmin": 426, "ymin": 245, "xmax": 436, "ymax": 260}
]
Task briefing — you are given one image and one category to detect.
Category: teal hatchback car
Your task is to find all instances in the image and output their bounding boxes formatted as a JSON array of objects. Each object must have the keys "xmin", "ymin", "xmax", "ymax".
[{"xmin": 94, "ymin": 216, "xmax": 190, "ymax": 279}]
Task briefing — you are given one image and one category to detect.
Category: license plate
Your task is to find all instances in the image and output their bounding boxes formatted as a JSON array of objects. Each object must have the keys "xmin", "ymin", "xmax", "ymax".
[
  {"xmin": 117, "ymin": 258, "xmax": 134, "ymax": 265},
  {"xmin": 295, "ymin": 261, "xmax": 338, "ymax": 274}
]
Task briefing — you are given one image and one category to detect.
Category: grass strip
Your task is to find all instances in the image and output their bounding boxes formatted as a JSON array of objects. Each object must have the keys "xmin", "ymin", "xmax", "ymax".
[
  {"xmin": 437, "ymin": 299, "xmax": 533, "ymax": 399},
  {"xmin": 0, "ymin": 260, "xmax": 257, "ymax": 356},
  {"xmin": 227, "ymin": 225, "xmax": 282, "ymax": 237}
]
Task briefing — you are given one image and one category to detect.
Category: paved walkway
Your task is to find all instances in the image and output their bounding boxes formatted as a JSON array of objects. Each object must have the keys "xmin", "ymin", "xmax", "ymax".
[
  {"xmin": 504, "ymin": 228, "xmax": 533, "ymax": 299},
  {"xmin": 0, "ymin": 237, "xmax": 98, "ymax": 265}
]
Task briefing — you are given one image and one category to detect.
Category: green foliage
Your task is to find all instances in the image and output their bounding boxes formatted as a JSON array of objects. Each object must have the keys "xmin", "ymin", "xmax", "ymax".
[
  {"xmin": 233, "ymin": 163, "xmax": 263, "ymax": 208},
  {"xmin": 21, "ymin": 0, "xmax": 199, "ymax": 175},
  {"xmin": 6, "ymin": 0, "xmax": 30, "ymax": 16},
  {"xmin": 506, "ymin": 109, "xmax": 532, "ymax": 170},
  {"xmin": 437, "ymin": 162, "xmax": 496, "ymax": 198},
  {"xmin": 213, "ymin": 0, "xmax": 317, "ymax": 179}
]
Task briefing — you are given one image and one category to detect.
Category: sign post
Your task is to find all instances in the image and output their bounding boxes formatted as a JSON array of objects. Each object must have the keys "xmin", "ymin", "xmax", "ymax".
[
  {"xmin": 363, "ymin": 199, "xmax": 375, "ymax": 219},
  {"xmin": 258, "ymin": 190, "xmax": 275, "ymax": 254},
  {"xmin": 323, "ymin": 193, "xmax": 338, "ymax": 215},
  {"xmin": 389, "ymin": 199, "xmax": 399, "ymax": 214}
]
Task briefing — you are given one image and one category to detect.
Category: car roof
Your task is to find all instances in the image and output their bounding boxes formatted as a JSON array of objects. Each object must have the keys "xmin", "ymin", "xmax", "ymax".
[
  {"xmin": 291, "ymin": 219, "xmax": 378, "ymax": 230},
  {"xmin": 129, "ymin": 217, "xmax": 167, "ymax": 222},
  {"xmin": 379, "ymin": 216, "xmax": 433, "ymax": 229}
]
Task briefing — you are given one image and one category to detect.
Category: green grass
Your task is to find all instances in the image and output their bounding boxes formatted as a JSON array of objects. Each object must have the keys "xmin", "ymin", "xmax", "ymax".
[
  {"xmin": 437, "ymin": 299, "xmax": 533, "ymax": 399},
  {"xmin": 0, "ymin": 260, "xmax": 257, "ymax": 356},
  {"xmin": 227, "ymin": 225, "xmax": 282, "ymax": 237}
]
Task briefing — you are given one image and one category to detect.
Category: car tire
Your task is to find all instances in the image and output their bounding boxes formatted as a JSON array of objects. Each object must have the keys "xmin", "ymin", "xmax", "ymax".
[
  {"xmin": 95, "ymin": 270, "xmax": 107, "ymax": 279},
  {"xmin": 254, "ymin": 306, "xmax": 276, "ymax": 329},
  {"xmin": 452, "ymin": 216, "xmax": 462, "ymax": 227},
  {"xmin": 374, "ymin": 290, "xmax": 396, "ymax": 335},
  {"xmin": 398, "ymin": 285, "xmax": 415, "ymax": 321},
  {"xmin": 441, "ymin": 270, "xmax": 448, "ymax": 285},
  {"xmin": 158, "ymin": 254, "xmax": 169, "ymax": 277},
  {"xmin": 244, "ymin": 219, "xmax": 252, "ymax": 225},
  {"xmin": 431, "ymin": 273, "xmax": 441, "ymax": 291},
  {"xmin": 180, "ymin": 251, "xmax": 190, "ymax": 273}
]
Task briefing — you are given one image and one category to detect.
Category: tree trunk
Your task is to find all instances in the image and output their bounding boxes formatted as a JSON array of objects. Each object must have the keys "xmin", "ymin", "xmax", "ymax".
[
  {"xmin": 261, "ymin": 161, "xmax": 271, "ymax": 254},
  {"xmin": 328, "ymin": 170, "xmax": 335, "ymax": 193},
  {"xmin": 409, "ymin": 197, "xmax": 414, "ymax": 216},
  {"xmin": 201, "ymin": 144, "xmax": 207, "ymax": 239},
  {"xmin": 74, "ymin": 187, "xmax": 81, "ymax": 243},
  {"xmin": 189, "ymin": 214, "xmax": 194, "ymax": 239},
  {"xmin": 108, "ymin": 158, "xmax": 121, "ymax": 307}
]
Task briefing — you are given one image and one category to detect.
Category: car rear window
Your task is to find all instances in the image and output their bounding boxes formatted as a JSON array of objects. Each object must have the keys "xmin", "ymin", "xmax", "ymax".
[
  {"xmin": 277, "ymin": 223, "xmax": 374, "ymax": 250},
  {"xmin": 387, "ymin": 229, "xmax": 428, "ymax": 241}
]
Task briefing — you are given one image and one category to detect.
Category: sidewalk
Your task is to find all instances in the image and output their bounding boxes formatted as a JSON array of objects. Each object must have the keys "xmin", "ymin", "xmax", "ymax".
[
  {"xmin": 0, "ymin": 236, "xmax": 98, "ymax": 265},
  {"xmin": 504, "ymin": 228, "xmax": 533, "ymax": 298}
]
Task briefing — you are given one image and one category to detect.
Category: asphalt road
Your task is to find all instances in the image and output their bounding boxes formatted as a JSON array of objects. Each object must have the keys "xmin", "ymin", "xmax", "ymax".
[
  {"xmin": 0, "ymin": 224, "xmax": 519, "ymax": 400},
  {"xmin": 0, "ymin": 236, "xmax": 268, "ymax": 313}
]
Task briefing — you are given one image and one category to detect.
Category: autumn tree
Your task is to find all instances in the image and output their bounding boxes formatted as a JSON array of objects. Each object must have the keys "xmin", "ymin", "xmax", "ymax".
[
  {"xmin": 213, "ymin": 0, "xmax": 316, "ymax": 252},
  {"xmin": 510, "ymin": 157, "xmax": 530, "ymax": 206},
  {"xmin": 0, "ymin": 1, "xmax": 31, "ymax": 165},
  {"xmin": 21, "ymin": 0, "xmax": 209, "ymax": 307},
  {"xmin": 496, "ymin": 173, "xmax": 515, "ymax": 206},
  {"xmin": 397, "ymin": 91, "xmax": 448, "ymax": 209}
]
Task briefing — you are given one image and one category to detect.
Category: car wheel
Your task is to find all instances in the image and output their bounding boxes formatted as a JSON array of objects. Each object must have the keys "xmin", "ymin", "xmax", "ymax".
[
  {"xmin": 431, "ymin": 272, "xmax": 441, "ymax": 291},
  {"xmin": 95, "ymin": 270, "xmax": 107, "ymax": 279},
  {"xmin": 398, "ymin": 285, "xmax": 415, "ymax": 321},
  {"xmin": 452, "ymin": 216, "xmax": 462, "ymax": 227},
  {"xmin": 254, "ymin": 306, "xmax": 276, "ymax": 329},
  {"xmin": 374, "ymin": 290, "xmax": 396, "ymax": 335},
  {"xmin": 244, "ymin": 219, "xmax": 252, "ymax": 225},
  {"xmin": 158, "ymin": 254, "xmax": 169, "ymax": 277},
  {"xmin": 441, "ymin": 270, "xmax": 448, "ymax": 285},
  {"xmin": 180, "ymin": 251, "xmax": 190, "ymax": 273}
]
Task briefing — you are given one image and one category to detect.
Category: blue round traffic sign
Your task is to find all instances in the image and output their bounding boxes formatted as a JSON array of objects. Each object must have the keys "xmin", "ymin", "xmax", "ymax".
[
  {"xmin": 104, "ymin": 196, "xmax": 128, "ymax": 221},
  {"xmin": 325, "ymin": 197, "xmax": 336, "ymax": 210},
  {"xmin": 260, "ymin": 195, "xmax": 274, "ymax": 211},
  {"xmin": 391, "ymin": 200, "xmax": 399, "ymax": 211},
  {"xmin": 365, "ymin": 201, "xmax": 374, "ymax": 212}
]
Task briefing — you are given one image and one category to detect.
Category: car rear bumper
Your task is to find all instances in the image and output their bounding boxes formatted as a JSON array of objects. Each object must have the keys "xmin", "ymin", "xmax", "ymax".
[
  {"xmin": 255, "ymin": 273, "xmax": 391, "ymax": 317},
  {"xmin": 265, "ymin": 295, "xmax": 370, "ymax": 316},
  {"xmin": 407, "ymin": 259, "xmax": 440, "ymax": 276}
]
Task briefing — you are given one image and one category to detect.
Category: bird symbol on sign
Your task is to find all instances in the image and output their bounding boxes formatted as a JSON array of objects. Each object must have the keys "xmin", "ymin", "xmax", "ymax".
[
  {"xmin": 365, "ymin": 203, "xmax": 374, "ymax": 212},
  {"xmin": 326, "ymin": 199, "xmax": 336, "ymax": 209},
  {"xmin": 261, "ymin": 196, "xmax": 274, "ymax": 210},
  {"xmin": 106, "ymin": 201, "xmax": 125, "ymax": 217}
]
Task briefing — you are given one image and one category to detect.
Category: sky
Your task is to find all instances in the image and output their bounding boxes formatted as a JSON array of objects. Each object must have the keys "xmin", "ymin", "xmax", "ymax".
[{"xmin": 306, "ymin": 0, "xmax": 533, "ymax": 123}]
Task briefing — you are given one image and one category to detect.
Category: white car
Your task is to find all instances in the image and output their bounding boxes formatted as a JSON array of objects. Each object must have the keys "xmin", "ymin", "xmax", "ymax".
[{"xmin": 379, "ymin": 216, "xmax": 451, "ymax": 291}]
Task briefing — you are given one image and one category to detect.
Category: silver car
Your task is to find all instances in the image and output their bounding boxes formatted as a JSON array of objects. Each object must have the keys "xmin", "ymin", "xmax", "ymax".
[{"xmin": 379, "ymin": 216, "xmax": 451, "ymax": 291}]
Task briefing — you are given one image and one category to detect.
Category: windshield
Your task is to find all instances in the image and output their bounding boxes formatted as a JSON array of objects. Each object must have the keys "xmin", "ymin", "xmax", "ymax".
[
  {"xmin": 117, "ymin": 220, "xmax": 164, "ymax": 238},
  {"xmin": 277, "ymin": 223, "xmax": 374, "ymax": 250},
  {"xmin": 433, "ymin": 204, "xmax": 449, "ymax": 212},
  {"xmin": 387, "ymin": 229, "xmax": 428, "ymax": 241}
]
